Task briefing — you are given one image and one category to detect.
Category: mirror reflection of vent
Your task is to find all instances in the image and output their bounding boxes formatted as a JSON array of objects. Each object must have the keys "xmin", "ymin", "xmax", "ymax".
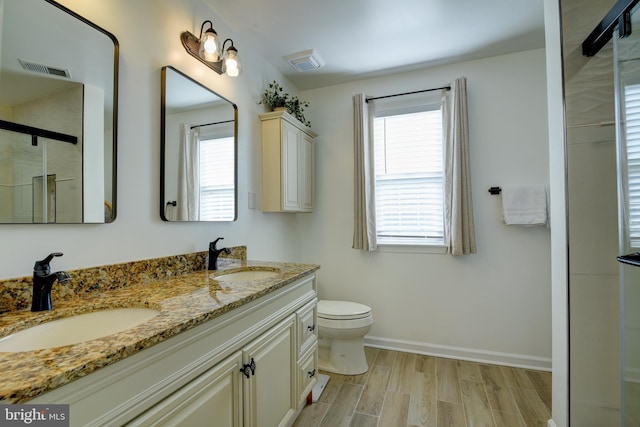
[{"xmin": 18, "ymin": 59, "xmax": 71, "ymax": 79}]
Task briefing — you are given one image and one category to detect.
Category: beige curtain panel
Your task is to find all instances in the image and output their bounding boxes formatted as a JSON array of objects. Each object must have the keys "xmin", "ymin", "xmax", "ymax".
[
  {"xmin": 443, "ymin": 77, "xmax": 476, "ymax": 255},
  {"xmin": 177, "ymin": 123, "xmax": 200, "ymax": 221},
  {"xmin": 352, "ymin": 93, "xmax": 377, "ymax": 251}
]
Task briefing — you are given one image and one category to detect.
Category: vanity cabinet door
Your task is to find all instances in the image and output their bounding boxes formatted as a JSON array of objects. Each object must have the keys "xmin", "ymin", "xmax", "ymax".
[
  {"xmin": 296, "ymin": 299, "xmax": 317, "ymax": 356},
  {"xmin": 297, "ymin": 345, "xmax": 318, "ymax": 407},
  {"xmin": 128, "ymin": 352, "xmax": 243, "ymax": 426},
  {"xmin": 242, "ymin": 314, "xmax": 297, "ymax": 427}
]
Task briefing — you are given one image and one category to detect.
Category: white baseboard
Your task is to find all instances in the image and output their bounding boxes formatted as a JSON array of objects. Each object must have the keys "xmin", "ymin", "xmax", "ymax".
[{"xmin": 364, "ymin": 335, "xmax": 552, "ymax": 371}]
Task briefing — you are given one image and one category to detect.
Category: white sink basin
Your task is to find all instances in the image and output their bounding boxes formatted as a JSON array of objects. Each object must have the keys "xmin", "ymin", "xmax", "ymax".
[
  {"xmin": 0, "ymin": 308, "xmax": 160, "ymax": 352},
  {"xmin": 214, "ymin": 269, "xmax": 279, "ymax": 282}
]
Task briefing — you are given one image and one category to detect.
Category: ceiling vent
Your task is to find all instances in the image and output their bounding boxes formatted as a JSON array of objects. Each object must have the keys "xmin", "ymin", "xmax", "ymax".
[
  {"xmin": 284, "ymin": 49, "xmax": 325, "ymax": 72},
  {"xmin": 18, "ymin": 59, "xmax": 71, "ymax": 79}
]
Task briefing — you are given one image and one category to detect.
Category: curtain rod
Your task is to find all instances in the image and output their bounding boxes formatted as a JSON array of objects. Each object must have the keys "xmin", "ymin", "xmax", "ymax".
[
  {"xmin": 191, "ymin": 119, "xmax": 234, "ymax": 129},
  {"xmin": 366, "ymin": 86, "xmax": 450, "ymax": 103}
]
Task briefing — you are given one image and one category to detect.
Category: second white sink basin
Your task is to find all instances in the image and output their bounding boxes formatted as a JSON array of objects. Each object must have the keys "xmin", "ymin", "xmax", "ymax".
[
  {"xmin": 214, "ymin": 269, "xmax": 280, "ymax": 282},
  {"xmin": 0, "ymin": 308, "xmax": 160, "ymax": 352}
]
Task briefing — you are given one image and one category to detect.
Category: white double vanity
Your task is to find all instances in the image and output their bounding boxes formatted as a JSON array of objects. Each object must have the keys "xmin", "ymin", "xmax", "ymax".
[{"xmin": 0, "ymin": 256, "xmax": 319, "ymax": 427}]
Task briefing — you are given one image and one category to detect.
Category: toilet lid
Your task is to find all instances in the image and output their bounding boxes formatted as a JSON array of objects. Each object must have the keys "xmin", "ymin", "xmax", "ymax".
[{"xmin": 317, "ymin": 300, "xmax": 371, "ymax": 320}]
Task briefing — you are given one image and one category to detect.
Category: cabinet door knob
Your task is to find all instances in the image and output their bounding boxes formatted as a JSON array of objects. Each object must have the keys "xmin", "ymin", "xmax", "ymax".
[
  {"xmin": 241, "ymin": 365, "xmax": 252, "ymax": 379},
  {"xmin": 308, "ymin": 369, "xmax": 316, "ymax": 378},
  {"xmin": 240, "ymin": 358, "xmax": 257, "ymax": 378},
  {"xmin": 307, "ymin": 324, "xmax": 316, "ymax": 332}
]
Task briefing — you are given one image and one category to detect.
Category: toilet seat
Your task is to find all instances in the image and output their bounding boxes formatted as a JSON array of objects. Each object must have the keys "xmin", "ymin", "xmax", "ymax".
[{"xmin": 317, "ymin": 300, "xmax": 371, "ymax": 321}]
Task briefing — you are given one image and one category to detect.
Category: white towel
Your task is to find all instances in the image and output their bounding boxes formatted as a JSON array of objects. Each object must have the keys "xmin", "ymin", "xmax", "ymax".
[{"xmin": 501, "ymin": 184, "xmax": 548, "ymax": 226}]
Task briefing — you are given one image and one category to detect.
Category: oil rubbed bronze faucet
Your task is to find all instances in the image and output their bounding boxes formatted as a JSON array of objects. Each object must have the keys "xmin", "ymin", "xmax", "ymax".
[
  {"xmin": 31, "ymin": 252, "xmax": 71, "ymax": 312},
  {"xmin": 208, "ymin": 238, "xmax": 231, "ymax": 270}
]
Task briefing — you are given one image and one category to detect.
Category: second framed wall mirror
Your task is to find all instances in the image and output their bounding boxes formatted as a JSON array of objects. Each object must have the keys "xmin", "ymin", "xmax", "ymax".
[{"xmin": 160, "ymin": 66, "xmax": 238, "ymax": 222}]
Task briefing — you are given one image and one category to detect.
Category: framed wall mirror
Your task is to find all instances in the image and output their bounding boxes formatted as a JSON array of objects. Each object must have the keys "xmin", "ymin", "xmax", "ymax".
[
  {"xmin": 0, "ymin": 0, "xmax": 118, "ymax": 224},
  {"xmin": 160, "ymin": 66, "xmax": 237, "ymax": 222}
]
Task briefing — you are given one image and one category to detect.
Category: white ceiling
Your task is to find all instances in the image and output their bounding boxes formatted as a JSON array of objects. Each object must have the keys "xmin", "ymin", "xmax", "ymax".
[{"xmin": 203, "ymin": 0, "xmax": 546, "ymax": 90}]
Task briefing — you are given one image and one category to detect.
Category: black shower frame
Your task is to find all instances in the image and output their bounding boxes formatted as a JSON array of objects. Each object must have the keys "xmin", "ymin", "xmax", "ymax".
[
  {"xmin": 582, "ymin": 0, "xmax": 640, "ymax": 56},
  {"xmin": 0, "ymin": 119, "xmax": 77, "ymax": 146}
]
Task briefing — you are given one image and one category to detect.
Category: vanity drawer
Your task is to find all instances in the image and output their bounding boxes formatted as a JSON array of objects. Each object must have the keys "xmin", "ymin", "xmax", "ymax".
[
  {"xmin": 297, "ymin": 345, "xmax": 318, "ymax": 406},
  {"xmin": 296, "ymin": 299, "xmax": 317, "ymax": 356}
]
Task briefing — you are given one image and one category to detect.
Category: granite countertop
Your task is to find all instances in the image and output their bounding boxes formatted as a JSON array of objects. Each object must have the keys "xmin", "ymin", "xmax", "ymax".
[{"xmin": 0, "ymin": 260, "xmax": 319, "ymax": 403}]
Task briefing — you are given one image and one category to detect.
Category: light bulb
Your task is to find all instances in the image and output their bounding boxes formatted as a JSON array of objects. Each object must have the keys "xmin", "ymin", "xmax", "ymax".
[
  {"xmin": 224, "ymin": 47, "xmax": 241, "ymax": 77},
  {"xmin": 200, "ymin": 29, "xmax": 220, "ymax": 62}
]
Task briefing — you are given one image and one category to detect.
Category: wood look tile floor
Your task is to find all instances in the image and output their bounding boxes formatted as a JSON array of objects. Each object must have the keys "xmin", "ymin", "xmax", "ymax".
[{"xmin": 293, "ymin": 347, "xmax": 551, "ymax": 427}]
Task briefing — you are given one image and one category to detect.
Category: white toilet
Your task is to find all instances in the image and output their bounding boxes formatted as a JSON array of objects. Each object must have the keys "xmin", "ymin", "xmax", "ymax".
[{"xmin": 317, "ymin": 300, "xmax": 373, "ymax": 375}]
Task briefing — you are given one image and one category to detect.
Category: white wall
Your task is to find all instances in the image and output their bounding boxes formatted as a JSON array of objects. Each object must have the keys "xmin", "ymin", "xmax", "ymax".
[
  {"xmin": 0, "ymin": 0, "xmax": 303, "ymax": 278},
  {"xmin": 299, "ymin": 49, "xmax": 552, "ymax": 367}
]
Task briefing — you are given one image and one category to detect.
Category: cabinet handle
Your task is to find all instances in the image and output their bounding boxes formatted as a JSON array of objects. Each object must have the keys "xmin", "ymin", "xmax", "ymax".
[
  {"xmin": 308, "ymin": 369, "xmax": 316, "ymax": 378},
  {"xmin": 240, "ymin": 364, "xmax": 252, "ymax": 379},
  {"xmin": 240, "ymin": 358, "xmax": 257, "ymax": 378},
  {"xmin": 307, "ymin": 324, "xmax": 316, "ymax": 332}
]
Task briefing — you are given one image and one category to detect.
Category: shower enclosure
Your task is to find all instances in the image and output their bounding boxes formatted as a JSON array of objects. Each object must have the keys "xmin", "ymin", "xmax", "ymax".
[
  {"xmin": 565, "ymin": 0, "xmax": 640, "ymax": 425},
  {"xmin": 613, "ymin": 3, "xmax": 640, "ymax": 424},
  {"xmin": 0, "ymin": 120, "xmax": 82, "ymax": 223}
]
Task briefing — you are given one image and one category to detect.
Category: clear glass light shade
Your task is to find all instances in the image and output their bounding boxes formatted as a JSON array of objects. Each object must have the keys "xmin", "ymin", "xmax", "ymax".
[
  {"xmin": 223, "ymin": 47, "xmax": 241, "ymax": 77},
  {"xmin": 199, "ymin": 29, "xmax": 220, "ymax": 62}
]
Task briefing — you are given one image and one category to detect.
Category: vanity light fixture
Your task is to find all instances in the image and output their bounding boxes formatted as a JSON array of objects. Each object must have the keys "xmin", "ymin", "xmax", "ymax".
[{"xmin": 180, "ymin": 20, "xmax": 242, "ymax": 77}]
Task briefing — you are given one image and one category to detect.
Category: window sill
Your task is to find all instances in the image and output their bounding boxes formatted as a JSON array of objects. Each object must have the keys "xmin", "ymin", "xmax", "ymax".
[{"xmin": 376, "ymin": 244, "xmax": 448, "ymax": 254}]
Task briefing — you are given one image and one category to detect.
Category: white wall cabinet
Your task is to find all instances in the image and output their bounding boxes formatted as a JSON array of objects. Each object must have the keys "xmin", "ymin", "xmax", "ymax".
[
  {"xmin": 260, "ymin": 111, "xmax": 317, "ymax": 213},
  {"xmin": 32, "ymin": 274, "xmax": 318, "ymax": 427}
]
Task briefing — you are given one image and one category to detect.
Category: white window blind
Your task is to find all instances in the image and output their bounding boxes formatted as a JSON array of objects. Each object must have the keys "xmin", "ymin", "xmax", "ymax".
[
  {"xmin": 625, "ymin": 84, "xmax": 640, "ymax": 248},
  {"xmin": 373, "ymin": 107, "xmax": 444, "ymax": 245},
  {"xmin": 199, "ymin": 136, "xmax": 234, "ymax": 221}
]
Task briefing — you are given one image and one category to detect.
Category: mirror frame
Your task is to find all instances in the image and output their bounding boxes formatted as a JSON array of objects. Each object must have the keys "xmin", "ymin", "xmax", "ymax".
[
  {"xmin": 160, "ymin": 66, "xmax": 238, "ymax": 222},
  {"xmin": 0, "ymin": 0, "xmax": 119, "ymax": 223}
]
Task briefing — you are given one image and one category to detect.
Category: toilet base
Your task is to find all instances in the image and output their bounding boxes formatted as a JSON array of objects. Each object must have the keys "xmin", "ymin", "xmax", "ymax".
[{"xmin": 317, "ymin": 336, "xmax": 368, "ymax": 375}]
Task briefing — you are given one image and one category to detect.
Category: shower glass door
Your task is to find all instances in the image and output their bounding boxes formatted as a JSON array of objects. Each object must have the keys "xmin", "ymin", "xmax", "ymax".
[
  {"xmin": 0, "ymin": 127, "xmax": 79, "ymax": 223},
  {"xmin": 614, "ymin": 4, "xmax": 640, "ymax": 425},
  {"xmin": 0, "ymin": 127, "xmax": 44, "ymax": 222}
]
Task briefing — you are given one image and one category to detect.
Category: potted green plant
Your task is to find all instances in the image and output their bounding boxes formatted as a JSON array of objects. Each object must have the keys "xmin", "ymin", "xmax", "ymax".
[
  {"xmin": 286, "ymin": 96, "xmax": 311, "ymax": 128},
  {"xmin": 262, "ymin": 80, "xmax": 311, "ymax": 127},
  {"xmin": 262, "ymin": 81, "xmax": 289, "ymax": 110}
]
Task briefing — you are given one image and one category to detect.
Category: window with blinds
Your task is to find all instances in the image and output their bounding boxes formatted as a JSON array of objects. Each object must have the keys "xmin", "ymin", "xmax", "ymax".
[
  {"xmin": 373, "ymin": 105, "xmax": 444, "ymax": 245},
  {"xmin": 625, "ymin": 84, "xmax": 640, "ymax": 248},
  {"xmin": 199, "ymin": 136, "xmax": 235, "ymax": 221}
]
